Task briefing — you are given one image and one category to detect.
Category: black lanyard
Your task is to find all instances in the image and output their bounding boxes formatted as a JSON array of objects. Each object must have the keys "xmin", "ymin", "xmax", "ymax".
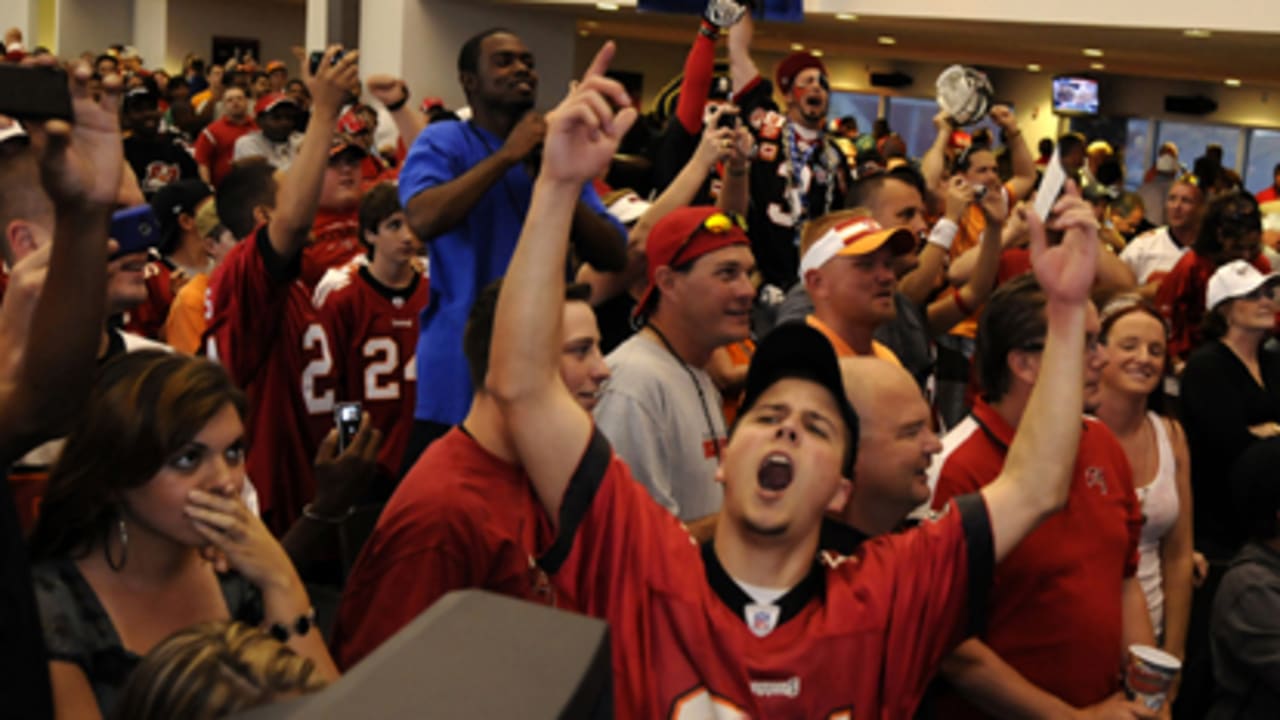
[{"xmin": 648, "ymin": 323, "xmax": 722, "ymax": 462}]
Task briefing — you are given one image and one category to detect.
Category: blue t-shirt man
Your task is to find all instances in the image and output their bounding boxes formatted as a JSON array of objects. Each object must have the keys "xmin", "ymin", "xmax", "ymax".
[{"xmin": 398, "ymin": 119, "xmax": 622, "ymax": 445}]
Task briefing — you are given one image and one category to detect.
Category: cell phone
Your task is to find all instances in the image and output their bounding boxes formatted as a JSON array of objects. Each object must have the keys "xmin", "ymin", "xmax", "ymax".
[
  {"xmin": 0, "ymin": 64, "xmax": 72, "ymax": 122},
  {"xmin": 309, "ymin": 49, "xmax": 348, "ymax": 75},
  {"xmin": 109, "ymin": 204, "xmax": 163, "ymax": 258},
  {"xmin": 334, "ymin": 401, "xmax": 362, "ymax": 452},
  {"xmin": 716, "ymin": 109, "xmax": 738, "ymax": 130}
]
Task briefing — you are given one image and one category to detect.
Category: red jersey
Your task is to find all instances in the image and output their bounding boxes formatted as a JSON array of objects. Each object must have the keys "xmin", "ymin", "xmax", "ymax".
[
  {"xmin": 928, "ymin": 399, "xmax": 1142, "ymax": 715},
  {"xmin": 329, "ymin": 427, "xmax": 558, "ymax": 670},
  {"xmin": 302, "ymin": 208, "xmax": 362, "ymax": 290},
  {"xmin": 205, "ymin": 227, "xmax": 334, "ymax": 534},
  {"xmin": 545, "ymin": 429, "xmax": 992, "ymax": 719},
  {"xmin": 121, "ymin": 259, "xmax": 177, "ymax": 340},
  {"xmin": 314, "ymin": 264, "xmax": 428, "ymax": 482},
  {"xmin": 194, "ymin": 115, "xmax": 258, "ymax": 187}
]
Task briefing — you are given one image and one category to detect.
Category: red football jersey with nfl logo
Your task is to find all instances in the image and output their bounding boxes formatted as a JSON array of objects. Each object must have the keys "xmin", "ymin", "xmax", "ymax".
[
  {"xmin": 314, "ymin": 263, "xmax": 428, "ymax": 483},
  {"xmin": 542, "ymin": 430, "xmax": 993, "ymax": 719}
]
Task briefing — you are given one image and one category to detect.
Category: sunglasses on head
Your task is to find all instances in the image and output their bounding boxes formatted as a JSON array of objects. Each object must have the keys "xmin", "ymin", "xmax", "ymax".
[{"xmin": 669, "ymin": 212, "xmax": 748, "ymax": 268}]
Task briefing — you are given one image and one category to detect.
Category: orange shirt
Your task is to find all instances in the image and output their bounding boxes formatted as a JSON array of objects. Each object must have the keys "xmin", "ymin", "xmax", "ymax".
[
  {"xmin": 164, "ymin": 273, "xmax": 210, "ymax": 354},
  {"xmin": 805, "ymin": 314, "xmax": 903, "ymax": 366}
]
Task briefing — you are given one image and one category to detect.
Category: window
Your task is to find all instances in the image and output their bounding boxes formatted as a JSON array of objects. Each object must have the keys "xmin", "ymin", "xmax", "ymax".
[
  {"xmin": 1123, "ymin": 118, "xmax": 1153, "ymax": 191},
  {"xmin": 1155, "ymin": 121, "xmax": 1244, "ymax": 175},
  {"xmin": 1244, "ymin": 129, "xmax": 1280, "ymax": 196},
  {"xmin": 827, "ymin": 91, "xmax": 880, "ymax": 142}
]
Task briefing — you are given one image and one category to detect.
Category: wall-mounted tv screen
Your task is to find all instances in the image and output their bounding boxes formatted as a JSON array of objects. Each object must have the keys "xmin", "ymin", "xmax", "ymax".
[{"xmin": 1052, "ymin": 76, "xmax": 1099, "ymax": 115}]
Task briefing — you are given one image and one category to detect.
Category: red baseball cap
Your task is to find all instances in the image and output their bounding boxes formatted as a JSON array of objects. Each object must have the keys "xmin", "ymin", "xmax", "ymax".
[
  {"xmin": 633, "ymin": 206, "xmax": 750, "ymax": 319},
  {"xmin": 255, "ymin": 92, "xmax": 297, "ymax": 116},
  {"xmin": 337, "ymin": 108, "xmax": 369, "ymax": 135}
]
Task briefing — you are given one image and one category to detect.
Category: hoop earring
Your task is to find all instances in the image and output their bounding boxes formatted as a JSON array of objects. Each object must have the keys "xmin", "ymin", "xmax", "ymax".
[{"xmin": 105, "ymin": 517, "xmax": 128, "ymax": 571}]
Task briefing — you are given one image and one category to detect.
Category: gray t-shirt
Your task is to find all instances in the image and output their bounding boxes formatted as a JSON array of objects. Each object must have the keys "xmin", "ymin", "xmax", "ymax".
[{"xmin": 593, "ymin": 333, "xmax": 725, "ymax": 521}]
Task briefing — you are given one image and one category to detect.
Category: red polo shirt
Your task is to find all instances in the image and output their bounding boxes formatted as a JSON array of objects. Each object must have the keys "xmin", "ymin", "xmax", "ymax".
[{"xmin": 928, "ymin": 398, "xmax": 1143, "ymax": 716}]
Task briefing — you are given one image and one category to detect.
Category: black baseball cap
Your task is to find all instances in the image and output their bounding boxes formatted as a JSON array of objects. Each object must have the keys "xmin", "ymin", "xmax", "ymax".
[
  {"xmin": 122, "ymin": 86, "xmax": 160, "ymax": 111},
  {"xmin": 150, "ymin": 179, "xmax": 213, "ymax": 254},
  {"xmin": 1232, "ymin": 436, "xmax": 1280, "ymax": 541},
  {"xmin": 738, "ymin": 322, "xmax": 859, "ymax": 476}
]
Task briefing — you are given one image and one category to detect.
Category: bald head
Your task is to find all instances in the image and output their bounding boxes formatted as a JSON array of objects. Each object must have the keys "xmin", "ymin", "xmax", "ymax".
[
  {"xmin": 838, "ymin": 356, "xmax": 940, "ymax": 533},
  {"xmin": 840, "ymin": 357, "xmax": 921, "ymax": 433}
]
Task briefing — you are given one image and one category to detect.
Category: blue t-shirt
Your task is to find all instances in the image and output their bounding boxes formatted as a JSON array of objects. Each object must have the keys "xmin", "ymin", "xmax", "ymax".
[{"xmin": 399, "ymin": 120, "xmax": 622, "ymax": 424}]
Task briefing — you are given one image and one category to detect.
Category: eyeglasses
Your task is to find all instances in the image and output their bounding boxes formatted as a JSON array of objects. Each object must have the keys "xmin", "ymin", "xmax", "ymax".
[{"xmin": 669, "ymin": 212, "xmax": 748, "ymax": 268}]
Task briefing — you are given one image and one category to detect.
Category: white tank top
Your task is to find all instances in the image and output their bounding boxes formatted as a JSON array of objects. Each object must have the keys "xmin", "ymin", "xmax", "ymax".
[{"xmin": 1135, "ymin": 412, "xmax": 1179, "ymax": 636}]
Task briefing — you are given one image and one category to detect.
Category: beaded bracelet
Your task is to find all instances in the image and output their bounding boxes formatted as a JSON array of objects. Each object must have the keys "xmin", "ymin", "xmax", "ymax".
[{"xmin": 267, "ymin": 607, "xmax": 317, "ymax": 643}]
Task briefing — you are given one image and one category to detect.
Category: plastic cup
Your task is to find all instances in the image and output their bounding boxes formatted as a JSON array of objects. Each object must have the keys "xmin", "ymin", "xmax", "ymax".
[{"xmin": 1124, "ymin": 644, "xmax": 1181, "ymax": 711}]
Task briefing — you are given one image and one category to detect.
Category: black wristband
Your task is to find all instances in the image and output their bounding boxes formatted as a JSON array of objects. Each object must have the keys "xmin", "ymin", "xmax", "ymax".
[
  {"xmin": 384, "ymin": 83, "xmax": 409, "ymax": 112},
  {"xmin": 267, "ymin": 607, "xmax": 317, "ymax": 643}
]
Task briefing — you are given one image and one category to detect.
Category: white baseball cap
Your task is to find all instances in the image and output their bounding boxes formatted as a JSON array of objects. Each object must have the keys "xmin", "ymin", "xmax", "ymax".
[{"xmin": 1206, "ymin": 259, "xmax": 1280, "ymax": 311}]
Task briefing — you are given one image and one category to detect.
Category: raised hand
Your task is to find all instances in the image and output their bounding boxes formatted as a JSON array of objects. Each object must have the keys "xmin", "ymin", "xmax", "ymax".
[
  {"xmin": 365, "ymin": 74, "xmax": 409, "ymax": 108},
  {"xmin": 979, "ymin": 180, "xmax": 1010, "ymax": 224},
  {"xmin": 310, "ymin": 412, "xmax": 381, "ymax": 517},
  {"xmin": 989, "ymin": 104, "xmax": 1017, "ymax": 132},
  {"xmin": 500, "ymin": 110, "xmax": 547, "ymax": 164},
  {"xmin": 1027, "ymin": 180, "xmax": 1099, "ymax": 305},
  {"xmin": 304, "ymin": 45, "xmax": 359, "ymax": 115},
  {"xmin": 25, "ymin": 62, "xmax": 124, "ymax": 208},
  {"xmin": 540, "ymin": 41, "xmax": 636, "ymax": 186},
  {"xmin": 704, "ymin": 0, "xmax": 748, "ymax": 29},
  {"xmin": 943, "ymin": 175, "xmax": 974, "ymax": 221}
]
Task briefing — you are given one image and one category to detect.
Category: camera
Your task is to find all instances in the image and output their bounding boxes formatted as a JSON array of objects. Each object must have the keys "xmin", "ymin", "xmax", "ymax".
[
  {"xmin": 972, "ymin": 184, "xmax": 988, "ymax": 200},
  {"xmin": 309, "ymin": 48, "xmax": 351, "ymax": 75}
]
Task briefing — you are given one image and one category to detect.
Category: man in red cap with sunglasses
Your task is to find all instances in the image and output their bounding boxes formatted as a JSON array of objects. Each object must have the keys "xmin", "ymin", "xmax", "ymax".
[
  {"xmin": 726, "ymin": 9, "xmax": 850, "ymax": 300},
  {"xmin": 593, "ymin": 205, "xmax": 755, "ymax": 522}
]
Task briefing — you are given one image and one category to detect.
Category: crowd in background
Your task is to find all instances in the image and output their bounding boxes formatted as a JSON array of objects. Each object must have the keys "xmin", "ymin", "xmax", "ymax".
[{"xmin": 4, "ymin": 0, "xmax": 1280, "ymax": 717}]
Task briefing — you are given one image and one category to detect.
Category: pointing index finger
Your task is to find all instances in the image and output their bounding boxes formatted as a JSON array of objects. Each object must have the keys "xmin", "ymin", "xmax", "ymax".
[{"xmin": 582, "ymin": 40, "xmax": 616, "ymax": 82}]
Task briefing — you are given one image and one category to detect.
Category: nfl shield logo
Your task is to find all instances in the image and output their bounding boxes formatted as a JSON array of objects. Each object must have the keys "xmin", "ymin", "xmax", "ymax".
[{"xmin": 745, "ymin": 603, "xmax": 781, "ymax": 638}]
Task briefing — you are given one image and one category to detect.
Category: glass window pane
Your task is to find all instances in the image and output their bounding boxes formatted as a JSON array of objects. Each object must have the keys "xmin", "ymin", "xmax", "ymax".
[
  {"xmin": 1244, "ymin": 129, "xmax": 1280, "ymax": 196},
  {"xmin": 885, "ymin": 96, "xmax": 938, "ymax": 159},
  {"xmin": 1123, "ymin": 118, "xmax": 1153, "ymax": 191},
  {"xmin": 827, "ymin": 91, "xmax": 880, "ymax": 143},
  {"xmin": 1155, "ymin": 121, "xmax": 1243, "ymax": 175}
]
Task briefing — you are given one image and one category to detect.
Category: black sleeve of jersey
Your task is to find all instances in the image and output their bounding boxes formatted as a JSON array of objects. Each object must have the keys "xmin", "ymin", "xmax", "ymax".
[
  {"xmin": 652, "ymin": 121, "xmax": 700, "ymax": 196},
  {"xmin": 254, "ymin": 224, "xmax": 303, "ymax": 283},
  {"xmin": 956, "ymin": 493, "xmax": 993, "ymax": 638},
  {"xmin": 538, "ymin": 427, "xmax": 612, "ymax": 574},
  {"xmin": 736, "ymin": 77, "xmax": 776, "ymax": 120}
]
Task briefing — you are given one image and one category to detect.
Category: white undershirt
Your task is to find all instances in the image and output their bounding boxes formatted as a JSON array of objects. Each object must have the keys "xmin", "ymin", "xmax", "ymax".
[{"xmin": 733, "ymin": 577, "xmax": 789, "ymax": 607}]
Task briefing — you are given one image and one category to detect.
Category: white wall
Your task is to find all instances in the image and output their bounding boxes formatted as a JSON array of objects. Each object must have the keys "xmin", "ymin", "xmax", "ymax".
[
  {"xmin": 56, "ymin": 0, "xmax": 131, "ymax": 58},
  {"xmin": 165, "ymin": 0, "xmax": 304, "ymax": 73},
  {"xmin": 399, "ymin": 0, "xmax": 576, "ymax": 113}
]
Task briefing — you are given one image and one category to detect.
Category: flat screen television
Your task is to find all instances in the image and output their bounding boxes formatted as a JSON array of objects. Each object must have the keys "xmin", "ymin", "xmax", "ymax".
[{"xmin": 1052, "ymin": 76, "xmax": 1099, "ymax": 115}]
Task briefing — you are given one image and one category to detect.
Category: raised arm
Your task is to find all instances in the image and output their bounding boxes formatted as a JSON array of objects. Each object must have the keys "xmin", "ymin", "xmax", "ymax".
[
  {"xmin": 0, "ymin": 65, "xmax": 120, "ymax": 463},
  {"xmin": 981, "ymin": 184, "xmax": 1095, "ymax": 562},
  {"xmin": 920, "ymin": 110, "xmax": 953, "ymax": 201},
  {"xmin": 489, "ymin": 44, "xmax": 636, "ymax": 520},
  {"xmin": 404, "ymin": 111, "xmax": 544, "ymax": 242},
  {"xmin": 901, "ymin": 175, "xmax": 970, "ymax": 305},
  {"xmin": 725, "ymin": 9, "xmax": 759, "ymax": 95},
  {"xmin": 365, "ymin": 74, "xmax": 428, "ymax": 148},
  {"xmin": 991, "ymin": 105, "xmax": 1035, "ymax": 202},
  {"xmin": 927, "ymin": 181, "xmax": 1006, "ymax": 335},
  {"xmin": 268, "ymin": 46, "xmax": 358, "ymax": 260}
]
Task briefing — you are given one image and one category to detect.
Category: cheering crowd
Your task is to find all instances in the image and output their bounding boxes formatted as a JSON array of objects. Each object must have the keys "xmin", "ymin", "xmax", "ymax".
[{"xmin": 3, "ymin": 1, "xmax": 1280, "ymax": 717}]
